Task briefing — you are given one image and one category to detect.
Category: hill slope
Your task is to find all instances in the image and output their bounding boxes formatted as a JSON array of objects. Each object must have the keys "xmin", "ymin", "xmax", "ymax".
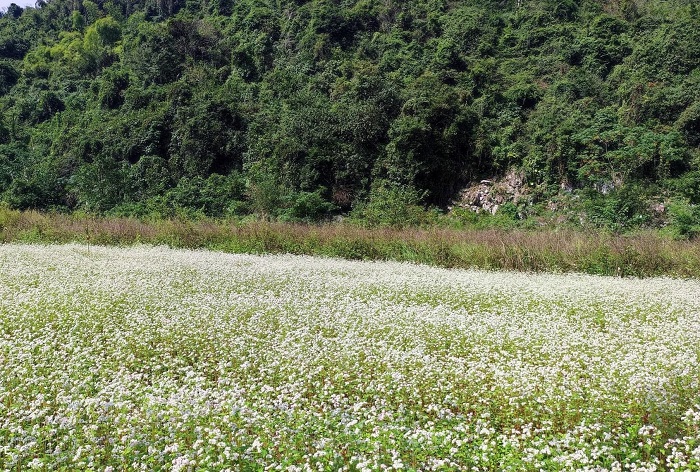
[{"xmin": 0, "ymin": 0, "xmax": 698, "ymax": 228}]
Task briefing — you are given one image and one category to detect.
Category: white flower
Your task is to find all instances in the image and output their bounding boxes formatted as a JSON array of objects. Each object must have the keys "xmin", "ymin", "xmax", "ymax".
[{"xmin": 1, "ymin": 243, "xmax": 699, "ymax": 470}]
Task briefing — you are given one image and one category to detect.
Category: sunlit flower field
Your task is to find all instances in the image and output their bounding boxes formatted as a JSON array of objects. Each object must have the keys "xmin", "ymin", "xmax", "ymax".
[{"xmin": 1, "ymin": 244, "xmax": 699, "ymax": 471}]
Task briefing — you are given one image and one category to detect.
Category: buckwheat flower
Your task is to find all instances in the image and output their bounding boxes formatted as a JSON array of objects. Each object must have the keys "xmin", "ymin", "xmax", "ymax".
[
  {"xmin": 171, "ymin": 456, "xmax": 191, "ymax": 472},
  {"xmin": 164, "ymin": 443, "xmax": 179, "ymax": 454},
  {"xmin": 3, "ymin": 244, "xmax": 700, "ymax": 469}
]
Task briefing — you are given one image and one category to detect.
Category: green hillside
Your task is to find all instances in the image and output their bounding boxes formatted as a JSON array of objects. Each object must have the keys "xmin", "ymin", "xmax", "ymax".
[{"xmin": 0, "ymin": 0, "xmax": 698, "ymax": 231}]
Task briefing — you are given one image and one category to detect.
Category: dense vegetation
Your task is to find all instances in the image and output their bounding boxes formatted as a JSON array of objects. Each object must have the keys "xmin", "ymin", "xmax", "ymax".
[
  {"xmin": 4, "ymin": 207, "xmax": 700, "ymax": 277},
  {"xmin": 0, "ymin": 0, "xmax": 699, "ymax": 233},
  {"xmin": 2, "ymin": 244, "xmax": 700, "ymax": 470}
]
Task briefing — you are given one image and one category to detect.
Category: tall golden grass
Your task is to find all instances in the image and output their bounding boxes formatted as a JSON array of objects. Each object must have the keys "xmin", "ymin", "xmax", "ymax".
[{"xmin": 1, "ymin": 207, "xmax": 698, "ymax": 277}]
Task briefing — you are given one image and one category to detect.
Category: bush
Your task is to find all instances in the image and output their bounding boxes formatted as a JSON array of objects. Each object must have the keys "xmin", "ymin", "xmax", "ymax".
[
  {"xmin": 279, "ymin": 189, "xmax": 336, "ymax": 223},
  {"xmin": 579, "ymin": 184, "xmax": 653, "ymax": 232},
  {"xmin": 110, "ymin": 173, "xmax": 247, "ymax": 219},
  {"xmin": 666, "ymin": 200, "xmax": 700, "ymax": 239},
  {"xmin": 350, "ymin": 183, "xmax": 427, "ymax": 228},
  {"xmin": 166, "ymin": 173, "xmax": 246, "ymax": 217}
]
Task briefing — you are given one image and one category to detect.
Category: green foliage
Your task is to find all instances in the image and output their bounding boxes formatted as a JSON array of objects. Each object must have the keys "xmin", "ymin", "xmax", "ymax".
[
  {"xmin": 0, "ymin": 0, "xmax": 698, "ymax": 226},
  {"xmin": 666, "ymin": 170, "xmax": 700, "ymax": 204},
  {"xmin": 98, "ymin": 66, "xmax": 129, "ymax": 108},
  {"xmin": 166, "ymin": 173, "xmax": 246, "ymax": 217},
  {"xmin": 445, "ymin": 203, "xmax": 523, "ymax": 230},
  {"xmin": 280, "ymin": 188, "xmax": 337, "ymax": 223},
  {"xmin": 666, "ymin": 200, "xmax": 700, "ymax": 240},
  {"xmin": 0, "ymin": 60, "xmax": 18, "ymax": 95},
  {"xmin": 579, "ymin": 184, "xmax": 654, "ymax": 232},
  {"xmin": 71, "ymin": 11, "xmax": 85, "ymax": 32},
  {"xmin": 245, "ymin": 166, "xmax": 285, "ymax": 219},
  {"xmin": 350, "ymin": 183, "xmax": 427, "ymax": 228},
  {"xmin": 69, "ymin": 155, "xmax": 129, "ymax": 212}
]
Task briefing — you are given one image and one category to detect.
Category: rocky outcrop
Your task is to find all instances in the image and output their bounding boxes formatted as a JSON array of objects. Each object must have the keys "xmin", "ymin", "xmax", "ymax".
[{"xmin": 452, "ymin": 170, "xmax": 529, "ymax": 214}]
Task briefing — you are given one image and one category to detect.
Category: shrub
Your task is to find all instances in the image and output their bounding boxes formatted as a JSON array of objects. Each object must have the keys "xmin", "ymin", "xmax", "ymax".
[
  {"xmin": 350, "ymin": 183, "xmax": 427, "ymax": 228},
  {"xmin": 666, "ymin": 200, "xmax": 700, "ymax": 239},
  {"xmin": 279, "ymin": 188, "xmax": 336, "ymax": 223},
  {"xmin": 579, "ymin": 184, "xmax": 653, "ymax": 231}
]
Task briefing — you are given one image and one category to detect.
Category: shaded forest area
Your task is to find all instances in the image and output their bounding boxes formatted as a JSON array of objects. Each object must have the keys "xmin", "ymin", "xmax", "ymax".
[{"xmin": 0, "ymin": 0, "xmax": 699, "ymax": 233}]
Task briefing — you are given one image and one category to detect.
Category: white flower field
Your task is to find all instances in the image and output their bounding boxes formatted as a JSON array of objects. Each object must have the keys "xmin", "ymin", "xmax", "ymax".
[{"xmin": 1, "ymin": 244, "xmax": 700, "ymax": 471}]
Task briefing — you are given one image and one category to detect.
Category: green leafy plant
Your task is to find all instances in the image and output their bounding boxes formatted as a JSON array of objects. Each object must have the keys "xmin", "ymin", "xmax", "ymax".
[{"xmin": 350, "ymin": 183, "xmax": 427, "ymax": 228}]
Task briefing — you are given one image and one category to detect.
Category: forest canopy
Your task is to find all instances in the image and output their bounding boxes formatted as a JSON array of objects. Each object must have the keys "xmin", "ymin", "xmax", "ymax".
[{"xmin": 0, "ymin": 0, "xmax": 698, "ymax": 230}]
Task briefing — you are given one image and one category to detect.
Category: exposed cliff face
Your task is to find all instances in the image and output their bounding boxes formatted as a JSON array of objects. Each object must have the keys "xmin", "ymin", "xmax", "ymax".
[{"xmin": 453, "ymin": 170, "xmax": 530, "ymax": 215}]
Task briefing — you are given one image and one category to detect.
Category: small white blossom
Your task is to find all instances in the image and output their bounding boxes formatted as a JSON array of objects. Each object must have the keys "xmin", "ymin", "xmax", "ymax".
[{"xmin": 0, "ymin": 244, "xmax": 698, "ymax": 470}]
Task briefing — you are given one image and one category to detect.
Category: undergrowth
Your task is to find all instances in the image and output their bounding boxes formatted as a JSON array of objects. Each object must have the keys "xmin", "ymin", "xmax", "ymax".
[{"xmin": 1, "ymin": 206, "xmax": 699, "ymax": 278}]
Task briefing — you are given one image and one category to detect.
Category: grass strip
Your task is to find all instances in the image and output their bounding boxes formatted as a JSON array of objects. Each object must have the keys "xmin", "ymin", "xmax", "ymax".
[{"xmin": 1, "ymin": 207, "xmax": 699, "ymax": 277}]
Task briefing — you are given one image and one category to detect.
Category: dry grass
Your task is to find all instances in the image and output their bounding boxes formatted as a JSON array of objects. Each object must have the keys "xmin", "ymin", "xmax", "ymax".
[{"xmin": 1, "ymin": 207, "xmax": 699, "ymax": 277}]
